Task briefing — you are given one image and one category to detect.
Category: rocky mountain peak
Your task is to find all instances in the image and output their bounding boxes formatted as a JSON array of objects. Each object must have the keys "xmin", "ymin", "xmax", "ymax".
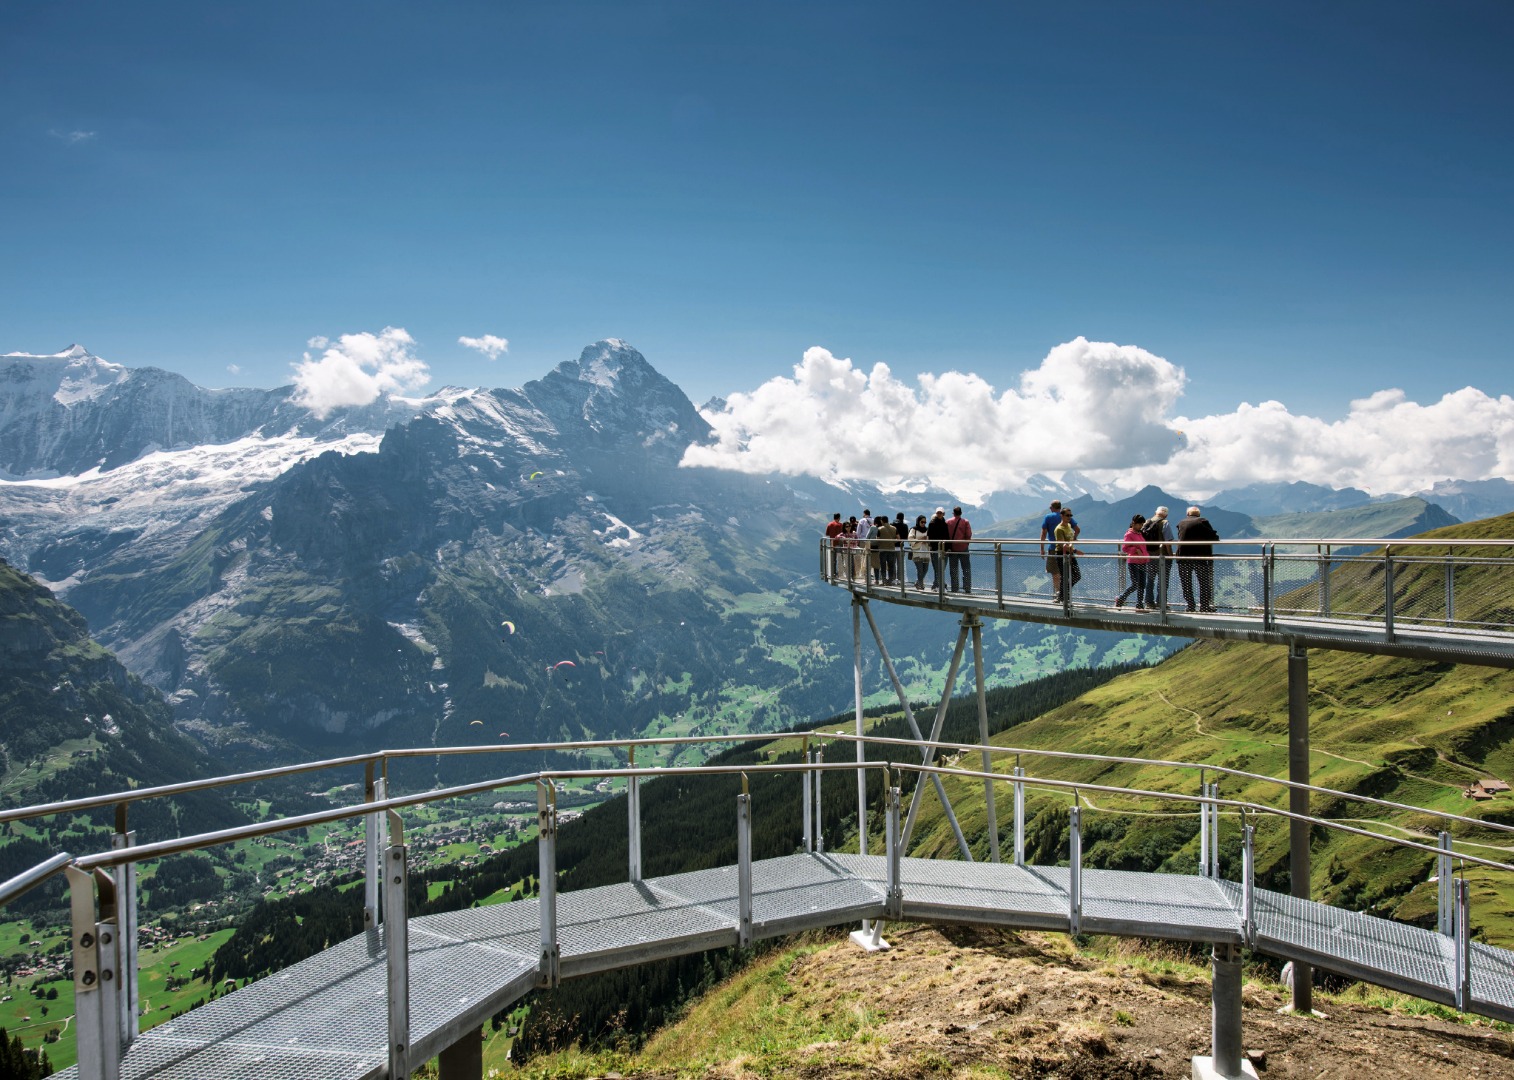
[{"xmin": 526, "ymin": 339, "xmax": 712, "ymax": 451}]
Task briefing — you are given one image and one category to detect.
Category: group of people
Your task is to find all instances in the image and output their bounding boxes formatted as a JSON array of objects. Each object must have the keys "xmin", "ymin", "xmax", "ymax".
[
  {"xmin": 1103, "ymin": 504, "xmax": 1221, "ymax": 612},
  {"xmin": 825, "ymin": 506, "xmax": 975, "ymax": 592},
  {"xmin": 827, "ymin": 498, "xmax": 1223, "ymax": 613}
]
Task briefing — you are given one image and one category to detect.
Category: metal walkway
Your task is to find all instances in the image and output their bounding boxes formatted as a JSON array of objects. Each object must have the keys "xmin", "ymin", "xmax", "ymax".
[
  {"xmin": 820, "ymin": 536, "xmax": 1514, "ymax": 667},
  {"xmin": 50, "ymin": 848, "xmax": 1514, "ymax": 1080}
]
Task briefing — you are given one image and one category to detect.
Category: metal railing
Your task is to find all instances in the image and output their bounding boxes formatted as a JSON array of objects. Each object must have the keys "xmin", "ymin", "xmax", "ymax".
[
  {"xmin": 7, "ymin": 731, "xmax": 1514, "ymax": 1077},
  {"xmin": 821, "ymin": 535, "xmax": 1514, "ymax": 657}
]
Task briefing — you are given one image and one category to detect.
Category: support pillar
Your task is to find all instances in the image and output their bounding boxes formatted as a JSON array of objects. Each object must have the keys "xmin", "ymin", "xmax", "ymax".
[
  {"xmin": 1192, "ymin": 943, "xmax": 1256, "ymax": 1080},
  {"xmin": 969, "ymin": 616, "xmax": 999, "ymax": 862},
  {"xmin": 437, "ymin": 1027, "xmax": 483, "ymax": 1080},
  {"xmin": 853, "ymin": 598, "xmax": 867, "ymax": 857},
  {"xmin": 899, "ymin": 619, "xmax": 972, "ymax": 854},
  {"xmin": 1287, "ymin": 642, "xmax": 1312, "ymax": 1014}
]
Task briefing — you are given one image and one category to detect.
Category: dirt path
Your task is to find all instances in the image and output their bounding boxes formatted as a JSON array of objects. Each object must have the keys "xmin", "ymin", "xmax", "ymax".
[{"xmin": 1157, "ymin": 691, "xmax": 1378, "ymax": 770}]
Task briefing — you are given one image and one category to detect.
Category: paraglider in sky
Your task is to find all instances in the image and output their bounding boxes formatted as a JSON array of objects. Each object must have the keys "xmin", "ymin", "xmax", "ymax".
[
  {"xmin": 553, "ymin": 660, "xmax": 576, "ymax": 670},
  {"xmin": 499, "ymin": 732, "xmax": 510, "ymax": 738},
  {"xmin": 529, "ymin": 471, "xmax": 543, "ymax": 481},
  {"xmin": 470, "ymin": 720, "xmax": 484, "ymax": 727},
  {"xmin": 500, "ymin": 620, "xmax": 515, "ymax": 635}
]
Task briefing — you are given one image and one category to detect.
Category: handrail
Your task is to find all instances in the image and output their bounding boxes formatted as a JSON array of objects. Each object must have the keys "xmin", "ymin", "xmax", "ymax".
[
  {"xmin": 0, "ymin": 851, "xmax": 72, "ymax": 907},
  {"xmin": 0, "ymin": 751, "xmax": 385, "ymax": 824},
  {"xmin": 823, "ymin": 731, "xmax": 1514, "ymax": 835},
  {"xmin": 69, "ymin": 760, "xmax": 887, "ymax": 872},
  {"xmin": 896, "ymin": 762, "xmax": 1514, "ymax": 875}
]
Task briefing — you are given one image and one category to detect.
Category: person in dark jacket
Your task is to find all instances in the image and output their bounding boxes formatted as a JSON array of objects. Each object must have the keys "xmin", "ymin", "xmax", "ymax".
[
  {"xmin": 1175, "ymin": 506, "xmax": 1220, "ymax": 612},
  {"xmin": 926, "ymin": 507, "xmax": 950, "ymax": 590}
]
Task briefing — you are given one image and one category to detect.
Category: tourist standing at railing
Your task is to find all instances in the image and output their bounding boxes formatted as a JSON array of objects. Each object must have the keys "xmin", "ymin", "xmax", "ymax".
[
  {"xmin": 1142, "ymin": 506, "xmax": 1175, "ymax": 608},
  {"xmin": 908, "ymin": 515, "xmax": 932, "ymax": 589},
  {"xmin": 1040, "ymin": 500, "xmax": 1080, "ymax": 552},
  {"xmin": 854, "ymin": 515, "xmax": 874, "ymax": 581},
  {"xmin": 1115, "ymin": 514, "xmax": 1152, "ymax": 611},
  {"xmin": 876, "ymin": 515, "xmax": 898, "ymax": 585},
  {"xmin": 1054, "ymin": 507, "xmax": 1080, "ymax": 601},
  {"xmin": 825, "ymin": 513, "xmax": 844, "ymax": 575},
  {"xmin": 927, "ymin": 507, "xmax": 950, "ymax": 590},
  {"xmin": 1176, "ymin": 506, "xmax": 1220, "ymax": 612},
  {"xmin": 946, "ymin": 506, "xmax": 973, "ymax": 593}
]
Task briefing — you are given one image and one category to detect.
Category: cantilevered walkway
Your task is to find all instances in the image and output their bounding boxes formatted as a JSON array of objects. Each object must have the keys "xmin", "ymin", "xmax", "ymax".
[
  {"xmin": 819, "ymin": 535, "xmax": 1514, "ymax": 668},
  {"xmin": 4, "ymin": 530, "xmax": 1511, "ymax": 1080}
]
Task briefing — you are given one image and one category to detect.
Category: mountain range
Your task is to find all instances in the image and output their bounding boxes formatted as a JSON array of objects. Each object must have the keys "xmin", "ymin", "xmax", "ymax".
[
  {"xmin": 0, "ymin": 342, "xmax": 1173, "ymax": 773},
  {"xmin": 0, "ymin": 340, "xmax": 1506, "ymax": 776}
]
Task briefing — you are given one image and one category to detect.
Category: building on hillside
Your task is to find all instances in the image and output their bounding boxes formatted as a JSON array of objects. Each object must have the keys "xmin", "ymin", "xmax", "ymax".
[{"xmin": 1466, "ymin": 778, "xmax": 1510, "ymax": 799}]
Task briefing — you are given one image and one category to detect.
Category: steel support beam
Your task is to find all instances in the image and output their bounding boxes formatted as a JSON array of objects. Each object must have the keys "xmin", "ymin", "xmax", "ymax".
[
  {"xmin": 537, "ymin": 782, "xmax": 560, "ymax": 988},
  {"xmin": 853, "ymin": 598, "xmax": 867, "ymax": 856},
  {"xmin": 860, "ymin": 601, "xmax": 973, "ymax": 858},
  {"xmin": 1193, "ymin": 942, "xmax": 1253, "ymax": 1080},
  {"xmin": 364, "ymin": 774, "xmax": 388, "ymax": 930},
  {"xmin": 900, "ymin": 619, "xmax": 972, "ymax": 855},
  {"xmin": 969, "ymin": 616, "xmax": 1000, "ymax": 861},
  {"xmin": 627, "ymin": 747, "xmax": 642, "ymax": 883},
  {"xmin": 737, "ymin": 791, "xmax": 753, "ymax": 947},
  {"xmin": 110, "ymin": 821, "xmax": 139, "ymax": 1045},
  {"xmin": 1287, "ymin": 642, "xmax": 1312, "ymax": 1014},
  {"xmin": 437, "ymin": 1027, "xmax": 482, "ymax": 1080}
]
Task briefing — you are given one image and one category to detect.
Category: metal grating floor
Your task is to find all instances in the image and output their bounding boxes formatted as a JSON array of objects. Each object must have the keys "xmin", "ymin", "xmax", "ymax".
[{"xmin": 56, "ymin": 853, "xmax": 1514, "ymax": 1078}]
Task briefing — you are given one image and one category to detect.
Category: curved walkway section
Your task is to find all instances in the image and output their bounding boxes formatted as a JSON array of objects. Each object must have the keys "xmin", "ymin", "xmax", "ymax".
[
  {"xmin": 55, "ymin": 851, "xmax": 1514, "ymax": 1080},
  {"xmin": 820, "ymin": 537, "xmax": 1514, "ymax": 667}
]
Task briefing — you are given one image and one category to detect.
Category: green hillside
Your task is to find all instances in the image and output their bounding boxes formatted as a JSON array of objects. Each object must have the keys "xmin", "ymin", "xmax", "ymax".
[
  {"xmin": 1250, "ymin": 495, "xmax": 1457, "ymax": 540},
  {"xmin": 907, "ymin": 512, "xmax": 1514, "ymax": 940}
]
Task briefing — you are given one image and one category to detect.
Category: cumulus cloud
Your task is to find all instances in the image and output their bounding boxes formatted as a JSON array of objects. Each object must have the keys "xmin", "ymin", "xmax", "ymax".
[
  {"xmin": 50, "ymin": 129, "xmax": 96, "ymax": 144},
  {"xmin": 291, "ymin": 327, "xmax": 430, "ymax": 418},
  {"xmin": 226, "ymin": 364, "xmax": 241, "ymax": 375},
  {"xmin": 1116, "ymin": 386, "xmax": 1514, "ymax": 497},
  {"xmin": 459, "ymin": 334, "xmax": 509, "ymax": 359},
  {"xmin": 684, "ymin": 339, "xmax": 1514, "ymax": 500},
  {"xmin": 681, "ymin": 338, "xmax": 1187, "ymax": 501}
]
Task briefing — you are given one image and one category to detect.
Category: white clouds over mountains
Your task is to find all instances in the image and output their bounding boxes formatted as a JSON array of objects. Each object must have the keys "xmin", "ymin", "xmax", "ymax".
[
  {"xmin": 459, "ymin": 334, "xmax": 509, "ymax": 359},
  {"xmin": 684, "ymin": 340, "xmax": 1514, "ymax": 500},
  {"xmin": 291, "ymin": 327, "xmax": 431, "ymax": 417}
]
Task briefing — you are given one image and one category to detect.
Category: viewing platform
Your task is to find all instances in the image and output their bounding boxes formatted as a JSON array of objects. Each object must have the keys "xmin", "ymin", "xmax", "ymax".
[{"xmin": 819, "ymin": 535, "xmax": 1514, "ymax": 668}]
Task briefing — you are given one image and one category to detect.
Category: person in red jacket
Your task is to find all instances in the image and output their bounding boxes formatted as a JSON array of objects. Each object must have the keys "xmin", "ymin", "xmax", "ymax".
[
  {"xmin": 824, "ymin": 513, "xmax": 844, "ymax": 575},
  {"xmin": 945, "ymin": 506, "xmax": 973, "ymax": 593}
]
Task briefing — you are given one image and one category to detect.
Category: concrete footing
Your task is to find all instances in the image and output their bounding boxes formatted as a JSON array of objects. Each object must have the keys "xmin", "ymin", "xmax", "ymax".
[
  {"xmin": 1191, "ymin": 1056, "xmax": 1259, "ymax": 1080},
  {"xmin": 849, "ymin": 923, "xmax": 890, "ymax": 952}
]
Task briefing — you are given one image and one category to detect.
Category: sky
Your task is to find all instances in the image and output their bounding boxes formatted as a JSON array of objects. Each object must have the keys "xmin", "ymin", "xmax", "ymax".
[{"xmin": 3, "ymin": 2, "xmax": 1512, "ymax": 497}]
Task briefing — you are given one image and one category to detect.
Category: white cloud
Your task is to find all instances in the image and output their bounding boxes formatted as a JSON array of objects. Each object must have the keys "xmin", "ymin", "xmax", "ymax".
[
  {"xmin": 226, "ymin": 364, "xmax": 241, "ymax": 375},
  {"xmin": 458, "ymin": 334, "xmax": 509, "ymax": 360},
  {"xmin": 681, "ymin": 338, "xmax": 1187, "ymax": 501},
  {"xmin": 291, "ymin": 327, "xmax": 430, "ymax": 418},
  {"xmin": 50, "ymin": 129, "xmax": 96, "ymax": 144},
  {"xmin": 682, "ymin": 340, "xmax": 1514, "ymax": 500},
  {"xmin": 1116, "ymin": 386, "xmax": 1514, "ymax": 497}
]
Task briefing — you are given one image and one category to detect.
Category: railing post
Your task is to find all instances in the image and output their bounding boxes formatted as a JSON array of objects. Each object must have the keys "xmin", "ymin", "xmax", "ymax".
[
  {"xmin": 1013, "ymin": 765, "xmax": 1026, "ymax": 866},
  {"xmin": 1437, "ymin": 831, "xmax": 1454, "ymax": 936},
  {"xmin": 802, "ymin": 743, "xmax": 813, "ymax": 853},
  {"xmin": 384, "ymin": 810, "xmax": 410, "ymax": 1080},
  {"xmin": 1158, "ymin": 549, "xmax": 1169, "ymax": 615},
  {"xmin": 364, "ymin": 772, "xmax": 388, "ymax": 930},
  {"xmin": 1384, "ymin": 547, "xmax": 1396, "ymax": 643},
  {"xmin": 1068, "ymin": 802, "xmax": 1082, "ymax": 936},
  {"xmin": 1444, "ymin": 559, "xmax": 1456, "ymax": 626},
  {"xmin": 969, "ymin": 615, "xmax": 1000, "ymax": 862},
  {"xmin": 537, "ymin": 781, "xmax": 560, "ymax": 988},
  {"xmin": 67, "ymin": 864, "xmax": 120, "ymax": 1080},
  {"xmin": 1262, "ymin": 543, "xmax": 1274, "ymax": 631},
  {"xmin": 1319, "ymin": 546, "xmax": 1332, "ymax": 616},
  {"xmin": 1241, "ymin": 817, "xmax": 1256, "ymax": 948},
  {"xmin": 111, "ymin": 804, "xmax": 139, "ymax": 1046},
  {"xmin": 1454, "ymin": 876, "xmax": 1471, "ymax": 1010},
  {"xmin": 1209, "ymin": 781, "xmax": 1221, "ymax": 878},
  {"xmin": 1199, "ymin": 773, "xmax": 1210, "ymax": 878},
  {"xmin": 627, "ymin": 759, "xmax": 642, "ymax": 883},
  {"xmin": 814, "ymin": 744, "xmax": 824, "ymax": 854},
  {"xmin": 995, "ymin": 543, "xmax": 1004, "ymax": 609},
  {"xmin": 885, "ymin": 784, "xmax": 902, "ymax": 919},
  {"xmin": 737, "ymin": 784, "xmax": 753, "ymax": 947}
]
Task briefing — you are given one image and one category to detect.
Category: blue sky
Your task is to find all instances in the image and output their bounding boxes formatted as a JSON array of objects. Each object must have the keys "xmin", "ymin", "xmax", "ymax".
[{"xmin": 3, "ymin": 1, "xmax": 1511, "ymax": 427}]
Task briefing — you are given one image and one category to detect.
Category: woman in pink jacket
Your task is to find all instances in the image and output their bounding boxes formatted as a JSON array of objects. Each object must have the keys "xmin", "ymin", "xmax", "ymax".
[{"xmin": 1114, "ymin": 514, "xmax": 1152, "ymax": 612}]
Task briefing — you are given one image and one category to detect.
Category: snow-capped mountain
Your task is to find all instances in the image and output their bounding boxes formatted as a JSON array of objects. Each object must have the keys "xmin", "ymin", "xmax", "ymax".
[
  {"xmin": 0, "ymin": 344, "xmax": 428, "ymax": 479},
  {"xmin": 0, "ymin": 340, "xmax": 1170, "ymax": 766}
]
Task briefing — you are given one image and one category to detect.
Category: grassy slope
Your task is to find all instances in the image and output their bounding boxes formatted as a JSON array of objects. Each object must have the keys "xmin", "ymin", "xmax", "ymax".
[{"xmin": 906, "ymin": 512, "xmax": 1514, "ymax": 940}]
